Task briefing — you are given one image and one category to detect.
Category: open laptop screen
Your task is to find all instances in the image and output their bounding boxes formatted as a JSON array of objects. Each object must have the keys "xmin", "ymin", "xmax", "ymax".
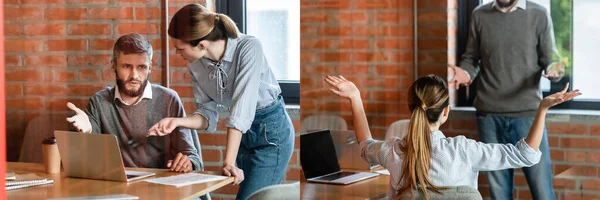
[{"xmin": 300, "ymin": 130, "xmax": 341, "ymax": 179}]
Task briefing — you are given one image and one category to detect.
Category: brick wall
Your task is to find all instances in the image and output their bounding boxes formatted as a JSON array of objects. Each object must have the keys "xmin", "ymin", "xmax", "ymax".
[
  {"xmin": 300, "ymin": 0, "xmax": 416, "ymax": 139},
  {"xmin": 4, "ymin": 0, "xmax": 300, "ymax": 199}
]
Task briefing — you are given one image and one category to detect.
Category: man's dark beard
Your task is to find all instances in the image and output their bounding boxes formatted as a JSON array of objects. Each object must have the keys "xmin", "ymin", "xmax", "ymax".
[
  {"xmin": 496, "ymin": 0, "xmax": 516, "ymax": 8},
  {"xmin": 116, "ymin": 73, "xmax": 149, "ymax": 98}
]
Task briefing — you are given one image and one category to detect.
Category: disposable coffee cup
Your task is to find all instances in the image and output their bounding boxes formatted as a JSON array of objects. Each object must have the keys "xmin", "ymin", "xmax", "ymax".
[{"xmin": 42, "ymin": 137, "xmax": 61, "ymax": 174}]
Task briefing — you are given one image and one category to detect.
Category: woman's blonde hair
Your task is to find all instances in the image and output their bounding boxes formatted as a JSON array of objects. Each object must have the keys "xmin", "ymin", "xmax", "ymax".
[
  {"xmin": 168, "ymin": 4, "xmax": 239, "ymax": 46},
  {"xmin": 397, "ymin": 75, "xmax": 449, "ymax": 200}
]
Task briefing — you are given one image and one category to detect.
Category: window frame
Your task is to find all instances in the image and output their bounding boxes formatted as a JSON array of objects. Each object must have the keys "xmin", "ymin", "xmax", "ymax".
[
  {"xmin": 455, "ymin": 0, "xmax": 600, "ymax": 110},
  {"xmin": 216, "ymin": 0, "xmax": 300, "ymax": 104}
]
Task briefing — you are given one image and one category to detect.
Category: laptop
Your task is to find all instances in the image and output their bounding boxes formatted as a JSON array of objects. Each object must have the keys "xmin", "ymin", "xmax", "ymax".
[
  {"xmin": 330, "ymin": 130, "xmax": 381, "ymax": 171},
  {"xmin": 300, "ymin": 130, "xmax": 378, "ymax": 185},
  {"xmin": 54, "ymin": 131, "xmax": 155, "ymax": 182}
]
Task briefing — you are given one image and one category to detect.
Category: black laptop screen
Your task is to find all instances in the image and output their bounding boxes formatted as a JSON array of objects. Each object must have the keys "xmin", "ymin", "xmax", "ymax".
[{"xmin": 300, "ymin": 130, "xmax": 341, "ymax": 179}]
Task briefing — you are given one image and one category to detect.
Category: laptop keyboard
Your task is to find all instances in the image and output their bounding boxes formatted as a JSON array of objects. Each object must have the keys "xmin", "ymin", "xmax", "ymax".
[{"xmin": 314, "ymin": 171, "xmax": 357, "ymax": 181}]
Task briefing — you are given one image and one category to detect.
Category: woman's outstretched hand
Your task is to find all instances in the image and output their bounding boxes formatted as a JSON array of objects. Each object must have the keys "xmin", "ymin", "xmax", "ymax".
[
  {"xmin": 539, "ymin": 82, "xmax": 581, "ymax": 110},
  {"xmin": 325, "ymin": 75, "xmax": 360, "ymax": 100}
]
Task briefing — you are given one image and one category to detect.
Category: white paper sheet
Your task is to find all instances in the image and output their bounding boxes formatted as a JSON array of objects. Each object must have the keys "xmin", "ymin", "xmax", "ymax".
[{"xmin": 144, "ymin": 173, "xmax": 228, "ymax": 187}]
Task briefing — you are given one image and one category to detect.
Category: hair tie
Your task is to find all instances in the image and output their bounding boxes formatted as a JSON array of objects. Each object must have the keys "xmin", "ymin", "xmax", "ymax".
[
  {"xmin": 214, "ymin": 14, "xmax": 220, "ymax": 22},
  {"xmin": 420, "ymin": 104, "xmax": 428, "ymax": 110}
]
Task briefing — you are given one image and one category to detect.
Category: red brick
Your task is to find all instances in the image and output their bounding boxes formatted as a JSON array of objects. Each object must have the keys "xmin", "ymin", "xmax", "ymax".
[
  {"xmin": 337, "ymin": 65, "xmax": 369, "ymax": 75},
  {"xmin": 46, "ymin": 98, "xmax": 89, "ymax": 111},
  {"xmin": 553, "ymin": 178, "xmax": 577, "ymax": 189},
  {"xmin": 318, "ymin": 26, "xmax": 352, "ymax": 36},
  {"xmin": 5, "ymin": 55, "xmax": 21, "ymax": 66},
  {"xmin": 375, "ymin": 64, "xmax": 410, "ymax": 76},
  {"xmin": 24, "ymin": 84, "xmax": 69, "ymax": 96},
  {"xmin": 5, "ymin": 69, "xmax": 44, "ymax": 82},
  {"xmin": 201, "ymin": 149, "xmax": 221, "ymax": 162},
  {"xmin": 334, "ymin": 12, "xmax": 367, "ymax": 23},
  {"xmin": 68, "ymin": 24, "xmax": 111, "ymax": 35},
  {"xmin": 338, "ymin": 39, "xmax": 370, "ymax": 49},
  {"xmin": 300, "ymin": 25, "xmax": 317, "ymax": 35},
  {"xmin": 134, "ymin": 7, "xmax": 162, "ymax": 20},
  {"xmin": 419, "ymin": 39, "xmax": 448, "ymax": 50},
  {"xmin": 514, "ymin": 174, "xmax": 527, "ymax": 186},
  {"xmin": 6, "ymin": 84, "xmax": 23, "ymax": 96},
  {"xmin": 550, "ymin": 149, "xmax": 564, "ymax": 161},
  {"xmin": 517, "ymin": 189, "xmax": 532, "ymax": 200},
  {"xmin": 67, "ymin": 54, "xmax": 110, "ymax": 67},
  {"xmin": 5, "ymin": 39, "xmax": 43, "ymax": 52},
  {"xmin": 4, "ymin": 0, "xmax": 19, "ymax": 4},
  {"xmin": 66, "ymin": 0, "xmax": 109, "ymax": 3},
  {"xmin": 6, "ymin": 97, "xmax": 44, "ymax": 110},
  {"xmin": 89, "ymin": 7, "xmax": 134, "ymax": 20},
  {"xmin": 4, "ymin": 7, "xmax": 43, "ymax": 20},
  {"xmin": 300, "ymin": 52, "xmax": 314, "ymax": 62},
  {"xmin": 354, "ymin": 0, "xmax": 392, "ymax": 9},
  {"xmin": 5, "ymin": 23, "xmax": 21, "ymax": 36},
  {"xmin": 45, "ymin": 8, "xmax": 88, "ymax": 20},
  {"xmin": 371, "ymin": 90, "xmax": 408, "ymax": 102},
  {"xmin": 390, "ymin": 25, "xmax": 413, "ymax": 37},
  {"xmin": 46, "ymin": 39, "xmax": 87, "ymax": 51},
  {"xmin": 563, "ymin": 192, "xmax": 584, "ymax": 200},
  {"xmin": 376, "ymin": 39, "xmax": 412, "ymax": 49},
  {"xmin": 419, "ymin": 25, "xmax": 451, "ymax": 37},
  {"xmin": 418, "ymin": 11, "xmax": 449, "ymax": 23},
  {"xmin": 582, "ymin": 179, "xmax": 600, "ymax": 190},
  {"xmin": 300, "ymin": 0, "xmax": 351, "ymax": 9},
  {"xmin": 320, "ymin": 52, "xmax": 350, "ymax": 62},
  {"xmin": 590, "ymin": 125, "xmax": 600, "ymax": 135},
  {"xmin": 352, "ymin": 25, "xmax": 389, "ymax": 36},
  {"xmin": 55, "ymin": 70, "xmax": 77, "ymax": 82},
  {"xmin": 300, "ymin": 12, "xmax": 328, "ymax": 23},
  {"xmin": 198, "ymin": 133, "xmax": 228, "ymax": 146},
  {"xmin": 120, "ymin": 0, "xmax": 150, "ymax": 3},
  {"xmin": 353, "ymin": 52, "xmax": 388, "ymax": 62},
  {"xmin": 300, "ymin": 39, "xmax": 333, "ymax": 49},
  {"xmin": 555, "ymin": 165, "xmax": 597, "ymax": 177},
  {"xmin": 565, "ymin": 151, "xmax": 587, "ymax": 162},
  {"xmin": 102, "ymin": 69, "xmax": 116, "ymax": 81},
  {"xmin": 22, "ymin": 0, "xmax": 63, "ymax": 3},
  {"xmin": 89, "ymin": 39, "xmax": 114, "ymax": 51},
  {"xmin": 68, "ymin": 84, "xmax": 106, "ymax": 96},
  {"xmin": 24, "ymin": 55, "xmax": 67, "ymax": 67},
  {"xmin": 170, "ymin": 85, "xmax": 194, "ymax": 98},
  {"xmin": 117, "ymin": 23, "xmax": 160, "ymax": 35},
  {"xmin": 375, "ymin": 11, "xmax": 412, "ymax": 23},
  {"xmin": 548, "ymin": 136, "xmax": 559, "ymax": 147},
  {"xmin": 547, "ymin": 123, "xmax": 588, "ymax": 135},
  {"xmin": 561, "ymin": 138, "xmax": 600, "ymax": 149},
  {"xmin": 79, "ymin": 69, "xmax": 101, "ymax": 81}
]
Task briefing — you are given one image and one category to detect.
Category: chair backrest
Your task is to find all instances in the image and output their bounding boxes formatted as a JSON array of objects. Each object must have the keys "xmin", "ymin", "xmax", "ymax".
[
  {"xmin": 406, "ymin": 186, "xmax": 482, "ymax": 200},
  {"xmin": 385, "ymin": 119, "xmax": 410, "ymax": 140},
  {"xmin": 247, "ymin": 182, "xmax": 300, "ymax": 200},
  {"xmin": 300, "ymin": 114, "xmax": 348, "ymax": 133},
  {"xmin": 19, "ymin": 114, "xmax": 71, "ymax": 163}
]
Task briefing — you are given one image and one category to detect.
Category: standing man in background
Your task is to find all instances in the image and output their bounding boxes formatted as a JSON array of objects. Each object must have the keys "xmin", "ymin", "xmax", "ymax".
[{"xmin": 449, "ymin": 0, "xmax": 564, "ymax": 199}]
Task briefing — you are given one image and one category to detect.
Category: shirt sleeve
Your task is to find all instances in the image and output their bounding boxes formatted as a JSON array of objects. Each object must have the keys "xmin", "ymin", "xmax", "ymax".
[
  {"xmin": 459, "ymin": 11, "xmax": 482, "ymax": 80},
  {"xmin": 226, "ymin": 38, "xmax": 267, "ymax": 133},
  {"xmin": 167, "ymin": 94, "xmax": 203, "ymax": 170},
  {"xmin": 537, "ymin": 8, "xmax": 563, "ymax": 82},
  {"xmin": 359, "ymin": 138, "xmax": 404, "ymax": 170},
  {"xmin": 450, "ymin": 136, "xmax": 542, "ymax": 171},
  {"xmin": 85, "ymin": 96, "xmax": 102, "ymax": 134},
  {"xmin": 189, "ymin": 68, "xmax": 219, "ymax": 133}
]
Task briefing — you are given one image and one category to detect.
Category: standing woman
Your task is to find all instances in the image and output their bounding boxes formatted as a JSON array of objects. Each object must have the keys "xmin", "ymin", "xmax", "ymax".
[{"xmin": 147, "ymin": 3, "xmax": 295, "ymax": 199}]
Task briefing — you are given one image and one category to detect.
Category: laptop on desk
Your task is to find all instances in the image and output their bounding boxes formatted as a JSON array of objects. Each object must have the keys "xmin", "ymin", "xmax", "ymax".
[
  {"xmin": 300, "ymin": 130, "xmax": 378, "ymax": 185},
  {"xmin": 330, "ymin": 130, "xmax": 381, "ymax": 171},
  {"xmin": 54, "ymin": 131, "xmax": 155, "ymax": 182}
]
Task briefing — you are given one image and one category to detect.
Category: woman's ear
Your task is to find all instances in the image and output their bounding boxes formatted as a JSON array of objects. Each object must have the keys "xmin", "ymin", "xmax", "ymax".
[
  {"xmin": 198, "ymin": 40, "xmax": 209, "ymax": 50},
  {"xmin": 443, "ymin": 105, "xmax": 451, "ymax": 117}
]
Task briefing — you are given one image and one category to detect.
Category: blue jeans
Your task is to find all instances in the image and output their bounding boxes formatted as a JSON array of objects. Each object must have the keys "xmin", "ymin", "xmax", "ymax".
[
  {"xmin": 477, "ymin": 114, "xmax": 556, "ymax": 200},
  {"xmin": 235, "ymin": 96, "xmax": 295, "ymax": 200}
]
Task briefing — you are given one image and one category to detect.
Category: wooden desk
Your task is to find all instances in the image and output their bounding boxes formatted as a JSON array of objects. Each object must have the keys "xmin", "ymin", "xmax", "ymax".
[
  {"xmin": 300, "ymin": 174, "xmax": 390, "ymax": 200},
  {"xmin": 7, "ymin": 162, "xmax": 234, "ymax": 200}
]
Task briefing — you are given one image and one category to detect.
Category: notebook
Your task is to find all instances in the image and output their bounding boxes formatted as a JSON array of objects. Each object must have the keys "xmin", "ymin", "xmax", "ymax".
[
  {"xmin": 300, "ymin": 130, "xmax": 379, "ymax": 185},
  {"xmin": 5, "ymin": 173, "xmax": 54, "ymax": 190},
  {"xmin": 6, "ymin": 172, "xmax": 16, "ymax": 180}
]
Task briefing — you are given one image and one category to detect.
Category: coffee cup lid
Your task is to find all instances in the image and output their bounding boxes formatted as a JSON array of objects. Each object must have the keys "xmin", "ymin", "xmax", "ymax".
[{"xmin": 42, "ymin": 137, "xmax": 56, "ymax": 144}]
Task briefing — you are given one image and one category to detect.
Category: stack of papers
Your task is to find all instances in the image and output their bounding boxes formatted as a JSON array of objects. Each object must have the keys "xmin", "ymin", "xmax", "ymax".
[
  {"xmin": 5, "ymin": 173, "xmax": 54, "ymax": 190},
  {"xmin": 145, "ymin": 173, "xmax": 227, "ymax": 187}
]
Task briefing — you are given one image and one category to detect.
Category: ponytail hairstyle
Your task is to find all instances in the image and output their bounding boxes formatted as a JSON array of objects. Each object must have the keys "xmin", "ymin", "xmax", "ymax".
[
  {"xmin": 168, "ymin": 3, "xmax": 240, "ymax": 47},
  {"xmin": 397, "ymin": 75, "xmax": 450, "ymax": 200}
]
